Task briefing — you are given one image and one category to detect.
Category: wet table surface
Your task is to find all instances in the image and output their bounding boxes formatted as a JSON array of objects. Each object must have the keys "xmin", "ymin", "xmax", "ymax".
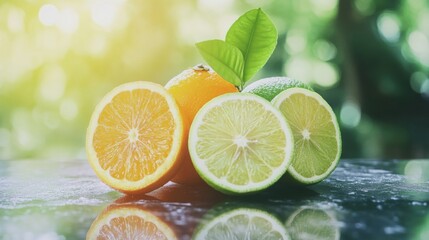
[{"xmin": 1, "ymin": 159, "xmax": 429, "ymax": 240}]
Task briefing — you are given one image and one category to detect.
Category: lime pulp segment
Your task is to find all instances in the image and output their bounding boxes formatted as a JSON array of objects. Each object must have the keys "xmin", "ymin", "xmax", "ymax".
[
  {"xmin": 272, "ymin": 88, "xmax": 341, "ymax": 184},
  {"xmin": 188, "ymin": 93, "xmax": 294, "ymax": 194},
  {"xmin": 193, "ymin": 208, "xmax": 289, "ymax": 240},
  {"xmin": 285, "ymin": 207, "xmax": 340, "ymax": 240}
]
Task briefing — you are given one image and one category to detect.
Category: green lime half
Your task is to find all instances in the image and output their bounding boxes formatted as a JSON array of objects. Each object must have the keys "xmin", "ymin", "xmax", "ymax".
[
  {"xmin": 243, "ymin": 77, "xmax": 312, "ymax": 101},
  {"xmin": 285, "ymin": 207, "xmax": 340, "ymax": 240},
  {"xmin": 188, "ymin": 93, "xmax": 294, "ymax": 194},
  {"xmin": 272, "ymin": 88, "xmax": 341, "ymax": 184},
  {"xmin": 193, "ymin": 207, "xmax": 289, "ymax": 240}
]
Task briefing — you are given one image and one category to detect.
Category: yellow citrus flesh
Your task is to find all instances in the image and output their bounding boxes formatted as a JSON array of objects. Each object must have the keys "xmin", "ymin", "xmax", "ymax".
[
  {"xmin": 87, "ymin": 206, "xmax": 178, "ymax": 240},
  {"xmin": 165, "ymin": 65, "xmax": 238, "ymax": 185},
  {"xmin": 86, "ymin": 81, "xmax": 184, "ymax": 194}
]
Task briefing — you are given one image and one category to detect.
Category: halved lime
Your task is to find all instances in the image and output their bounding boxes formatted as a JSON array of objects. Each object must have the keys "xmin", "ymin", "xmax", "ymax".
[
  {"xmin": 285, "ymin": 207, "xmax": 340, "ymax": 240},
  {"xmin": 188, "ymin": 93, "xmax": 294, "ymax": 194},
  {"xmin": 243, "ymin": 77, "xmax": 312, "ymax": 101},
  {"xmin": 272, "ymin": 88, "xmax": 341, "ymax": 184},
  {"xmin": 193, "ymin": 207, "xmax": 289, "ymax": 240}
]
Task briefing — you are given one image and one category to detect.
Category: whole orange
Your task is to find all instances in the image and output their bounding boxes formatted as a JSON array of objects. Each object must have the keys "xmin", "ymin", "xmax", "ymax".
[{"xmin": 165, "ymin": 65, "xmax": 238, "ymax": 185}]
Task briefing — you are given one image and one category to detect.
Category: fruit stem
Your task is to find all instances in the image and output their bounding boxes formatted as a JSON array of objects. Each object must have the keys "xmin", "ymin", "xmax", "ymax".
[
  {"xmin": 193, "ymin": 64, "xmax": 210, "ymax": 71},
  {"xmin": 237, "ymin": 83, "xmax": 243, "ymax": 92}
]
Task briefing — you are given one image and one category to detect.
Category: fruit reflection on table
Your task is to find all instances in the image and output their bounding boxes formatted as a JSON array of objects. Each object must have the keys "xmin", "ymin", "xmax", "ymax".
[
  {"xmin": 87, "ymin": 183, "xmax": 340, "ymax": 240},
  {"xmin": 87, "ymin": 183, "xmax": 225, "ymax": 240}
]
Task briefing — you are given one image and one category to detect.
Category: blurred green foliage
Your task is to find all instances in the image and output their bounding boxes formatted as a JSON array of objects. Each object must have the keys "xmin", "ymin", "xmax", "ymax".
[{"xmin": 0, "ymin": 0, "xmax": 428, "ymax": 159}]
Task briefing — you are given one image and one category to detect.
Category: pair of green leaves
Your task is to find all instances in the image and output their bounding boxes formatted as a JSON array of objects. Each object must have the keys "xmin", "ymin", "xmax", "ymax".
[{"xmin": 196, "ymin": 8, "xmax": 278, "ymax": 90}]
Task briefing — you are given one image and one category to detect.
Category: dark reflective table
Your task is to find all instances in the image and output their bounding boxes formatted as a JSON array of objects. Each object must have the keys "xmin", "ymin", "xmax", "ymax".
[{"xmin": 1, "ymin": 159, "xmax": 429, "ymax": 239}]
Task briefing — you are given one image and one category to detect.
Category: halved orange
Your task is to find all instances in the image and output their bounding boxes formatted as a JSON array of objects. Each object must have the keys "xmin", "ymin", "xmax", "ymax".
[
  {"xmin": 86, "ymin": 81, "xmax": 184, "ymax": 194},
  {"xmin": 86, "ymin": 205, "xmax": 178, "ymax": 240}
]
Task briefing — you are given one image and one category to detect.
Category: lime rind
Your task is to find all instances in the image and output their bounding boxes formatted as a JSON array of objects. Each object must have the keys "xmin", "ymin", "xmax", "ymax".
[
  {"xmin": 189, "ymin": 93, "xmax": 294, "ymax": 194},
  {"xmin": 243, "ymin": 77, "xmax": 313, "ymax": 101},
  {"xmin": 272, "ymin": 88, "xmax": 341, "ymax": 184},
  {"xmin": 193, "ymin": 207, "xmax": 289, "ymax": 240}
]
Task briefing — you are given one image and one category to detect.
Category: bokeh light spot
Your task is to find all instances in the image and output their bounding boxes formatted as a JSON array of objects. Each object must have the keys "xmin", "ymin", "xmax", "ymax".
[
  {"xmin": 420, "ymin": 80, "xmax": 429, "ymax": 97},
  {"xmin": 39, "ymin": 4, "xmax": 59, "ymax": 26},
  {"xmin": 314, "ymin": 40, "xmax": 337, "ymax": 61},
  {"xmin": 313, "ymin": 61, "xmax": 339, "ymax": 87},
  {"xmin": 377, "ymin": 11, "xmax": 400, "ymax": 42},
  {"xmin": 310, "ymin": 0, "xmax": 338, "ymax": 18},
  {"xmin": 284, "ymin": 57, "xmax": 339, "ymax": 87},
  {"xmin": 408, "ymin": 31, "xmax": 429, "ymax": 66},
  {"xmin": 285, "ymin": 30, "xmax": 307, "ymax": 54},
  {"xmin": 410, "ymin": 72, "xmax": 427, "ymax": 93},
  {"xmin": 354, "ymin": 0, "xmax": 375, "ymax": 16},
  {"xmin": 404, "ymin": 160, "xmax": 429, "ymax": 183},
  {"xmin": 284, "ymin": 56, "xmax": 312, "ymax": 84},
  {"xmin": 60, "ymin": 99, "xmax": 78, "ymax": 121},
  {"xmin": 90, "ymin": 0, "xmax": 125, "ymax": 29},
  {"xmin": 340, "ymin": 101, "xmax": 361, "ymax": 128}
]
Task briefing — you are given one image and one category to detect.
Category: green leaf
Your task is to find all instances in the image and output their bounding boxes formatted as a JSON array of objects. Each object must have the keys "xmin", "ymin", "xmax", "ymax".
[
  {"xmin": 196, "ymin": 40, "xmax": 244, "ymax": 87},
  {"xmin": 226, "ymin": 8, "xmax": 278, "ymax": 83}
]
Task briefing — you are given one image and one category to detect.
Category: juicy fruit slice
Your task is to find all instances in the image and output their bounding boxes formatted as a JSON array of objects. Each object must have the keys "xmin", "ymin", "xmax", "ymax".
[
  {"xmin": 86, "ymin": 81, "xmax": 184, "ymax": 194},
  {"xmin": 165, "ymin": 65, "xmax": 238, "ymax": 185},
  {"xmin": 87, "ymin": 205, "xmax": 178, "ymax": 240},
  {"xmin": 193, "ymin": 207, "xmax": 289, "ymax": 240},
  {"xmin": 243, "ymin": 76, "xmax": 312, "ymax": 101},
  {"xmin": 285, "ymin": 207, "xmax": 340, "ymax": 240},
  {"xmin": 188, "ymin": 93, "xmax": 294, "ymax": 194},
  {"xmin": 272, "ymin": 88, "xmax": 341, "ymax": 184}
]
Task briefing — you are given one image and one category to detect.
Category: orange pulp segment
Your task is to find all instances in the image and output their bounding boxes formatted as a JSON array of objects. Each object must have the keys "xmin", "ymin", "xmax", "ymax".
[
  {"xmin": 87, "ymin": 205, "xmax": 178, "ymax": 240},
  {"xmin": 86, "ymin": 81, "xmax": 184, "ymax": 194}
]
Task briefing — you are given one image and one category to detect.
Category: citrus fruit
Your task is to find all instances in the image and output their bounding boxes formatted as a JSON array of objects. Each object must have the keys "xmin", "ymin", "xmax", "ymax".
[
  {"xmin": 87, "ymin": 204, "xmax": 178, "ymax": 240},
  {"xmin": 285, "ymin": 207, "xmax": 340, "ymax": 240},
  {"xmin": 272, "ymin": 88, "xmax": 341, "ymax": 184},
  {"xmin": 86, "ymin": 81, "xmax": 184, "ymax": 194},
  {"xmin": 115, "ymin": 184, "xmax": 222, "ymax": 239},
  {"xmin": 165, "ymin": 65, "xmax": 238, "ymax": 185},
  {"xmin": 243, "ymin": 76, "xmax": 312, "ymax": 101},
  {"xmin": 193, "ymin": 206, "xmax": 289, "ymax": 240},
  {"xmin": 188, "ymin": 93, "xmax": 294, "ymax": 194}
]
